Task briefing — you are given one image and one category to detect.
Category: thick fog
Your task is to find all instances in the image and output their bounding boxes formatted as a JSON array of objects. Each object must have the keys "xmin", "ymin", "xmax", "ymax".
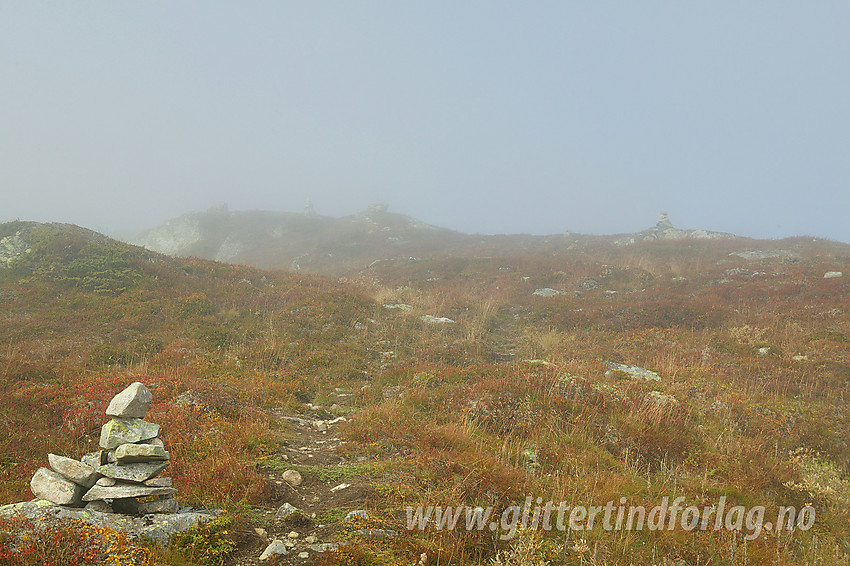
[{"xmin": 2, "ymin": 3, "xmax": 849, "ymax": 242}]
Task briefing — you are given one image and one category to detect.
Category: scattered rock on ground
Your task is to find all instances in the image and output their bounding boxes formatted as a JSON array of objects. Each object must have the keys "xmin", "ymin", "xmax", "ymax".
[
  {"xmin": 259, "ymin": 539, "xmax": 288, "ymax": 561},
  {"xmin": 420, "ymin": 315, "xmax": 456, "ymax": 324},
  {"xmin": 282, "ymin": 469, "xmax": 303, "ymax": 487},
  {"xmin": 532, "ymin": 288, "xmax": 560, "ymax": 297},
  {"xmin": 605, "ymin": 362, "xmax": 661, "ymax": 382},
  {"xmin": 309, "ymin": 543, "xmax": 341, "ymax": 553},
  {"xmin": 276, "ymin": 502, "xmax": 300, "ymax": 520}
]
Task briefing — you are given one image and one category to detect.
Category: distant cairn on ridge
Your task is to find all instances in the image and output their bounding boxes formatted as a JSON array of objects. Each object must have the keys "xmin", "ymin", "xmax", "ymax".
[{"xmin": 29, "ymin": 382, "xmax": 179, "ymax": 515}]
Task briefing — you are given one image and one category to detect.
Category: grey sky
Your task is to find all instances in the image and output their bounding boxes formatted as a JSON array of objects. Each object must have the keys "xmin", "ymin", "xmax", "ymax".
[{"xmin": 2, "ymin": 2, "xmax": 849, "ymax": 242}]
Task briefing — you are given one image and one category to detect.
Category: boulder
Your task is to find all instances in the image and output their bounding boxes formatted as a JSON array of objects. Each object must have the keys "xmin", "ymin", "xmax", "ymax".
[
  {"xmin": 82, "ymin": 482, "xmax": 176, "ymax": 502},
  {"xmin": 115, "ymin": 443, "xmax": 168, "ymax": 463},
  {"xmin": 30, "ymin": 467, "xmax": 83, "ymax": 506},
  {"xmin": 106, "ymin": 382, "xmax": 153, "ymax": 418},
  {"xmin": 47, "ymin": 454, "xmax": 100, "ymax": 488},
  {"xmin": 96, "ymin": 461, "xmax": 169, "ymax": 483},
  {"xmin": 100, "ymin": 418, "xmax": 160, "ymax": 449}
]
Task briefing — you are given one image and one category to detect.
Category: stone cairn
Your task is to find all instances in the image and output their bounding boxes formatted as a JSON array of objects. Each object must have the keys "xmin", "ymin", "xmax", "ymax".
[{"xmin": 29, "ymin": 382, "xmax": 179, "ymax": 515}]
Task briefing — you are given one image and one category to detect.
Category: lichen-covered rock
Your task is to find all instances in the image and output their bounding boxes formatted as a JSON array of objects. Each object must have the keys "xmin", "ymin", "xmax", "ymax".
[
  {"xmin": 30, "ymin": 468, "xmax": 84, "ymax": 506},
  {"xmin": 47, "ymin": 454, "xmax": 100, "ymax": 488},
  {"xmin": 605, "ymin": 362, "xmax": 661, "ymax": 382},
  {"xmin": 82, "ymin": 482, "xmax": 176, "ymax": 502},
  {"xmin": 115, "ymin": 443, "xmax": 168, "ymax": 463},
  {"xmin": 144, "ymin": 476, "xmax": 172, "ymax": 487},
  {"xmin": 100, "ymin": 418, "xmax": 160, "ymax": 449},
  {"xmin": 106, "ymin": 382, "xmax": 153, "ymax": 418},
  {"xmin": 81, "ymin": 451, "xmax": 111, "ymax": 468},
  {"xmin": 95, "ymin": 461, "xmax": 169, "ymax": 483}
]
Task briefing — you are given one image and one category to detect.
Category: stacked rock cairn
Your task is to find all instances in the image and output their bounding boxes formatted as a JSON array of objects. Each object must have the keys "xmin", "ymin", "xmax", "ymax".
[{"xmin": 29, "ymin": 382, "xmax": 179, "ymax": 515}]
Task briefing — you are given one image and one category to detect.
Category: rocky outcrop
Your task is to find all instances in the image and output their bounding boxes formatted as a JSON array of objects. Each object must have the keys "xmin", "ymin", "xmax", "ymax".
[
  {"xmin": 614, "ymin": 212, "xmax": 735, "ymax": 246},
  {"xmin": 0, "ymin": 231, "xmax": 31, "ymax": 267},
  {"xmin": 0, "ymin": 499, "xmax": 216, "ymax": 546},
  {"xmin": 133, "ymin": 216, "xmax": 203, "ymax": 257}
]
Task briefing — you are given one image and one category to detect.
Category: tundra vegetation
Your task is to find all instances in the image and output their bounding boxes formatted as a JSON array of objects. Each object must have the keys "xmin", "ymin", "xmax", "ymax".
[{"xmin": 0, "ymin": 221, "xmax": 848, "ymax": 565}]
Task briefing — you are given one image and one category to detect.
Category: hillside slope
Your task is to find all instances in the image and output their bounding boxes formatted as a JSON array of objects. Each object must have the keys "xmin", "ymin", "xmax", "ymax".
[
  {"xmin": 2, "ymin": 220, "xmax": 850, "ymax": 565},
  {"xmin": 132, "ymin": 206, "xmax": 741, "ymax": 275},
  {"xmin": 132, "ymin": 204, "xmax": 472, "ymax": 274}
]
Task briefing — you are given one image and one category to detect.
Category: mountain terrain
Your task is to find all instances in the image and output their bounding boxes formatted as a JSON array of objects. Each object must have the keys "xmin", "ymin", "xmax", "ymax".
[
  {"xmin": 0, "ymin": 219, "xmax": 849, "ymax": 565},
  {"xmin": 132, "ymin": 206, "xmax": 738, "ymax": 275}
]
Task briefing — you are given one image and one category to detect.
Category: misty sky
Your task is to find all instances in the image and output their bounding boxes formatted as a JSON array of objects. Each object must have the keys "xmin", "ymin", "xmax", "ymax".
[{"xmin": 2, "ymin": 2, "xmax": 849, "ymax": 242}]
